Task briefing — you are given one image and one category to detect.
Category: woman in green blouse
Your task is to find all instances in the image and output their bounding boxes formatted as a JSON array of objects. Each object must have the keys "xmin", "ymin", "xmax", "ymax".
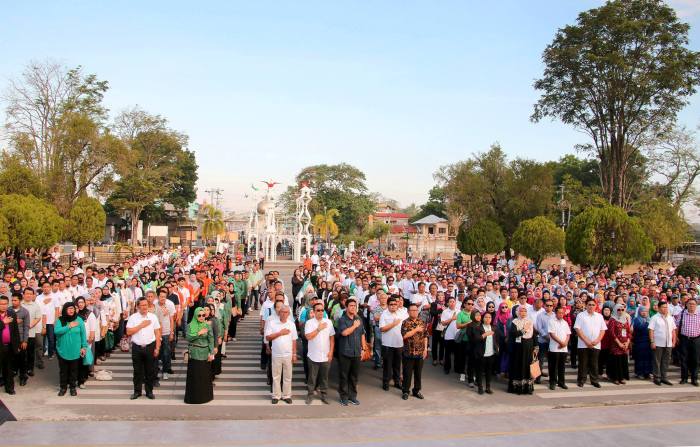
[
  {"xmin": 184, "ymin": 307, "xmax": 215, "ymax": 404},
  {"xmin": 54, "ymin": 302, "xmax": 88, "ymax": 396}
]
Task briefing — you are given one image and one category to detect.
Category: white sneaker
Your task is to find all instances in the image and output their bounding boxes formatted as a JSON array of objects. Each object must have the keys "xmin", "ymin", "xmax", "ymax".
[
  {"xmin": 163, "ymin": 373, "xmax": 169, "ymax": 380},
  {"xmin": 78, "ymin": 383, "xmax": 86, "ymax": 389},
  {"xmin": 459, "ymin": 374, "xmax": 466, "ymax": 382},
  {"xmin": 232, "ymin": 338, "xmax": 237, "ymax": 342}
]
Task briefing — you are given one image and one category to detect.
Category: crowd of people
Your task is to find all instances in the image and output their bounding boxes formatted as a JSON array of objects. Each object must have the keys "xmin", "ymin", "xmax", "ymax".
[{"xmin": 1, "ymin": 247, "xmax": 699, "ymax": 408}]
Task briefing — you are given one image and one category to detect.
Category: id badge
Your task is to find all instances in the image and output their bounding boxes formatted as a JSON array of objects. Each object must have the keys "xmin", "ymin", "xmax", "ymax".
[
  {"xmin": 516, "ymin": 336, "xmax": 522, "ymax": 343},
  {"xmin": 621, "ymin": 329, "xmax": 627, "ymax": 337}
]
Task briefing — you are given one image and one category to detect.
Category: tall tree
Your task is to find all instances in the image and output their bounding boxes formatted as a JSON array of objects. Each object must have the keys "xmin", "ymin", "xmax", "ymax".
[
  {"xmin": 512, "ymin": 216, "xmax": 565, "ymax": 268},
  {"xmin": 65, "ymin": 196, "xmax": 106, "ymax": 247},
  {"xmin": 312, "ymin": 208, "xmax": 340, "ymax": 243},
  {"xmin": 3, "ymin": 61, "xmax": 122, "ymax": 215},
  {"xmin": 532, "ymin": 0, "xmax": 700, "ymax": 210},
  {"xmin": 0, "ymin": 153, "xmax": 46, "ymax": 197},
  {"xmin": 457, "ymin": 220, "xmax": 505, "ymax": 261},
  {"xmin": 199, "ymin": 203, "xmax": 225, "ymax": 243},
  {"xmin": 438, "ymin": 144, "xmax": 554, "ymax": 258},
  {"xmin": 109, "ymin": 108, "xmax": 193, "ymax": 245},
  {"xmin": 411, "ymin": 185, "xmax": 447, "ymax": 222},
  {"xmin": 0, "ymin": 194, "xmax": 64, "ymax": 256}
]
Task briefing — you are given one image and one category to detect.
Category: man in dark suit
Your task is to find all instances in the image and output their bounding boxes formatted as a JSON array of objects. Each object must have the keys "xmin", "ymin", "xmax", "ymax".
[{"xmin": 0, "ymin": 295, "xmax": 21, "ymax": 394}]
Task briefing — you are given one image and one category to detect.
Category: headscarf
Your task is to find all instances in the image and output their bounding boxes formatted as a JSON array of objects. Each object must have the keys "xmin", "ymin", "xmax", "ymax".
[
  {"xmin": 75, "ymin": 296, "xmax": 90, "ymax": 321},
  {"xmin": 611, "ymin": 303, "xmax": 629, "ymax": 324},
  {"xmin": 634, "ymin": 306, "xmax": 650, "ymax": 324},
  {"xmin": 188, "ymin": 307, "xmax": 208, "ymax": 337},
  {"xmin": 496, "ymin": 302, "xmax": 510, "ymax": 328},
  {"xmin": 59, "ymin": 302, "xmax": 78, "ymax": 325}
]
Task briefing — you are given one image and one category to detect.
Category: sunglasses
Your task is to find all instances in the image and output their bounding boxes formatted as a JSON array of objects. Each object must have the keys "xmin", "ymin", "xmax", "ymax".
[{"xmin": 197, "ymin": 314, "xmax": 205, "ymax": 318}]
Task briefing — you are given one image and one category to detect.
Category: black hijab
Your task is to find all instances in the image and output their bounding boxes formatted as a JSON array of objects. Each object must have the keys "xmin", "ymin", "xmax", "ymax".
[
  {"xmin": 59, "ymin": 302, "xmax": 78, "ymax": 325},
  {"xmin": 75, "ymin": 297, "xmax": 90, "ymax": 321}
]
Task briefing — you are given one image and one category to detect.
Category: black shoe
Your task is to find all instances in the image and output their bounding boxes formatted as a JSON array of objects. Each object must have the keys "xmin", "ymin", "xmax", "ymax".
[
  {"xmin": 153, "ymin": 381, "xmax": 160, "ymax": 388},
  {"xmin": 534, "ymin": 377, "xmax": 541, "ymax": 384},
  {"xmin": 271, "ymin": 398, "xmax": 279, "ymax": 404},
  {"xmin": 412, "ymin": 392, "xmax": 424, "ymax": 399},
  {"xmin": 349, "ymin": 398, "xmax": 360, "ymax": 405},
  {"xmin": 654, "ymin": 379, "xmax": 661, "ymax": 386},
  {"xmin": 432, "ymin": 360, "xmax": 438, "ymax": 366},
  {"xmin": 382, "ymin": 384, "xmax": 389, "ymax": 391},
  {"xmin": 27, "ymin": 370, "xmax": 34, "ymax": 377},
  {"xmin": 680, "ymin": 379, "xmax": 688, "ymax": 385},
  {"xmin": 549, "ymin": 384, "xmax": 556, "ymax": 390},
  {"xmin": 591, "ymin": 382, "xmax": 601, "ymax": 388},
  {"xmin": 165, "ymin": 369, "xmax": 175, "ymax": 375},
  {"xmin": 485, "ymin": 388, "xmax": 493, "ymax": 394},
  {"xmin": 130, "ymin": 392, "xmax": 142, "ymax": 400},
  {"xmin": 478, "ymin": 387, "xmax": 484, "ymax": 395},
  {"xmin": 401, "ymin": 393, "xmax": 409, "ymax": 400},
  {"xmin": 19, "ymin": 378, "xmax": 27, "ymax": 386},
  {"xmin": 660, "ymin": 379, "xmax": 673, "ymax": 386},
  {"xmin": 58, "ymin": 388, "xmax": 67, "ymax": 396},
  {"xmin": 558, "ymin": 383, "xmax": 568, "ymax": 390},
  {"xmin": 70, "ymin": 388, "xmax": 77, "ymax": 396},
  {"xmin": 283, "ymin": 398, "xmax": 293, "ymax": 404},
  {"xmin": 692, "ymin": 381, "xmax": 699, "ymax": 387},
  {"xmin": 320, "ymin": 395, "xmax": 330, "ymax": 404},
  {"xmin": 577, "ymin": 382, "xmax": 584, "ymax": 388},
  {"xmin": 145, "ymin": 392, "xmax": 155, "ymax": 399},
  {"xmin": 6, "ymin": 389, "xmax": 15, "ymax": 395},
  {"xmin": 339, "ymin": 399, "xmax": 348, "ymax": 406},
  {"xmin": 393, "ymin": 383, "xmax": 402, "ymax": 390},
  {"xmin": 305, "ymin": 395, "xmax": 312, "ymax": 405}
]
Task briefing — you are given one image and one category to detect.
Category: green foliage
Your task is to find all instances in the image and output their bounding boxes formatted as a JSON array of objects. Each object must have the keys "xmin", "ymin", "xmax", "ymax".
[
  {"xmin": 635, "ymin": 197, "xmax": 690, "ymax": 253},
  {"xmin": 439, "ymin": 144, "xmax": 554, "ymax": 256},
  {"xmin": 512, "ymin": 216, "xmax": 565, "ymax": 267},
  {"xmin": 0, "ymin": 194, "xmax": 64, "ymax": 251},
  {"xmin": 365, "ymin": 222, "xmax": 391, "ymax": 251},
  {"xmin": 547, "ymin": 155, "xmax": 599, "ymax": 188},
  {"xmin": 532, "ymin": 0, "xmax": 700, "ymax": 209},
  {"xmin": 312, "ymin": 208, "xmax": 340, "ymax": 240},
  {"xmin": 0, "ymin": 153, "xmax": 46, "ymax": 197},
  {"xmin": 565, "ymin": 205, "xmax": 654, "ymax": 271},
  {"xmin": 675, "ymin": 259, "xmax": 700, "ymax": 278},
  {"xmin": 163, "ymin": 149, "xmax": 198, "ymax": 210},
  {"xmin": 199, "ymin": 204, "xmax": 224, "ymax": 241},
  {"xmin": 289, "ymin": 164, "xmax": 375, "ymax": 235},
  {"xmin": 457, "ymin": 220, "xmax": 505, "ymax": 258},
  {"xmin": 65, "ymin": 196, "xmax": 106, "ymax": 246},
  {"xmin": 411, "ymin": 186, "xmax": 447, "ymax": 222}
]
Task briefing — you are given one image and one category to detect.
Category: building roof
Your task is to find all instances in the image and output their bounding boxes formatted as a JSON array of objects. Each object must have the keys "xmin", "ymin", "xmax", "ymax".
[
  {"xmin": 411, "ymin": 214, "xmax": 448, "ymax": 225},
  {"xmin": 374, "ymin": 212, "xmax": 410, "ymax": 219},
  {"xmin": 391, "ymin": 225, "xmax": 417, "ymax": 234}
]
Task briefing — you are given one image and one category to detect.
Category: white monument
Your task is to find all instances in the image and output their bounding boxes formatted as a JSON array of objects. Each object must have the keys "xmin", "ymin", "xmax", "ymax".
[{"xmin": 294, "ymin": 184, "xmax": 312, "ymax": 262}]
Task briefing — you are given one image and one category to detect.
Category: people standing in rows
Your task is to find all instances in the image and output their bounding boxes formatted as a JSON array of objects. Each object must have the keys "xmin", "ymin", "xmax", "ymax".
[
  {"xmin": 379, "ymin": 296, "xmax": 407, "ymax": 391},
  {"xmin": 400, "ymin": 303, "xmax": 427, "ymax": 400},
  {"xmin": 574, "ymin": 298, "xmax": 607, "ymax": 388},
  {"xmin": 547, "ymin": 305, "xmax": 570, "ymax": 390},
  {"xmin": 607, "ymin": 303, "xmax": 631, "ymax": 385},
  {"xmin": 507, "ymin": 305, "xmax": 535, "ymax": 394},
  {"xmin": 125, "ymin": 297, "xmax": 161, "ymax": 400},
  {"xmin": 304, "ymin": 301, "xmax": 334, "ymax": 404},
  {"xmin": 265, "ymin": 304, "xmax": 297, "ymax": 404},
  {"xmin": 337, "ymin": 299, "xmax": 366, "ymax": 406}
]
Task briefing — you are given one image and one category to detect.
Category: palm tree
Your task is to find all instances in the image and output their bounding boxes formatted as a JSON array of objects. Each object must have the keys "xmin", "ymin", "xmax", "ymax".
[
  {"xmin": 367, "ymin": 222, "xmax": 391, "ymax": 254},
  {"xmin": 199, "ymin": 204, "xmax": 225, "ymax": 244},
  {"xmin": 312, "ymin": 208, "xmax": 340, "ymax": 244}
]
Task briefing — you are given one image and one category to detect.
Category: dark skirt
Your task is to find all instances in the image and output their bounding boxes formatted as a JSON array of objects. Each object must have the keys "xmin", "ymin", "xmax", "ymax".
[
  {"xmin": 508, "ymin": 337, "xmax": 534, "ymax": 394},
  {"xmin": 633, "ymin": 342, "xmax": 653, "ymax": 376},
  {"xmin": 212, "ymin": 345, "xmax": 223, "ymax": 376},
  {"xmin": 185, "ymin": 358, "xmax": 213, "ymax": 404},
  {"xmin": 607, "ymin": 354, "xmax": 630, "ymax": 382}
]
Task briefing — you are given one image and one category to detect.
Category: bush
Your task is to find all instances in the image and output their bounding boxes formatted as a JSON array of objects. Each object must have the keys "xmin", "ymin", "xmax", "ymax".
[{"xmin": 675, "ymin": 259, "xmax": 700, "ymax": 278}]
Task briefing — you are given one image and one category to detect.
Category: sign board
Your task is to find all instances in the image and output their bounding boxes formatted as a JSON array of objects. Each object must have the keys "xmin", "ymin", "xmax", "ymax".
[{"xmin": 148, "ymin": 225, "xmax": 169, "ymax": 237}]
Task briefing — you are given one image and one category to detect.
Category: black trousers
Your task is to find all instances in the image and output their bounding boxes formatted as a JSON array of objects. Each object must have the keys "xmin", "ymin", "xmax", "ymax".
[
  {"xmin": 14, "ymin": 344, "xmax": 28, "ymax": 380},
  {"xmin": 432, "ymin": 330, "xmax": 444, "ymax": 362},
  {"xmin": 548, "ymin": 351, "xmax": 567, "ymax": 386},
  {"xmin": 25, "ymin": 337, "xmax": 36, "ymax": 373},
  {"xmin": 382, "ymin": 346, "xmax": 402, "ymax": 386},
  {"xmin": 681, "ymin": 336, "xmax": 700, "ymax": 381},
  {"xmin": 402, "ymin": 356, "xmax": 423, "ymax": 394},
  {"xmin": 0, "ymin": 346, "xmax": 14, "ymax": 392},
  {"xmin": 474, "ymin": 355, "xmax": 495, "ymax": 390},
  {"xmin": 338, "ymin": 354, "xmax": 360, "ymax": 400},
  {"xmin": 57, "ymin": 354, "xmax": 80, "ymax": 390},
  {"xmin": 131, "ymin": 341, "xmax": 156, "ymax": 394},
  {"xmin": 577, "ymin": 348, "xmax": 600, "ymax": 384},
  {"xmin": 443, "ymin": 339, "xmax": 456, "ymax": 373}
]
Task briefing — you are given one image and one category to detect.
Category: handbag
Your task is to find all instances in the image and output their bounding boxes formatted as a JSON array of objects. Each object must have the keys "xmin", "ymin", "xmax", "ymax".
[
  {"xmin": 530, "ymin": 349, "xmax": 541, "ymax": 379},
  {"xmin": 119, "ymin": 336, "xmax": 130, "ymax": 352},
  {"xmin": 94, "ymin": 370, "xmax": 113, "ymax": 381},
  {"xmin": 454, "ymin": 328, "xmax": 466, "ymax": 344},
  {"xmin": 360, "ymin": 344, "xmax": 372, "ymax": 362},
  {"xmin": 105, "ymin": 330, "xmax": 115, "ymax": 351},
  {"xmin": 82, "ymin": 348, "xmax": 94, "ymax": 366}
]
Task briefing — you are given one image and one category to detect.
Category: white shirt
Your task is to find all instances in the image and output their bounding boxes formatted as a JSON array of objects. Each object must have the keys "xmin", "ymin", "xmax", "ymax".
[
  {"xmin": 548, "ymin": 318, "xmax": 571, "ymax": 353},
  {"xmin": 126, "ymin": 312, "xmax": 160, "ymax": 346},
  {"xmin": 442, "ymin": 307, "xmax": 459, "ymax": 340},
  {"xmin": 483, "ymin": 323, "xmax": 495, "ymax": 357},
  {"xmin": 85, "ymin": 312, "xmax": 99, "ymax": 344},
  {"xmin": 264, "ymin": 318, "xmax": 298, "ymax": 357},
  {"xmin": 304, "ymin": 317, "xmax": 335, "ymax": 363},
  {"xmin": 411, "ymin": 293, "xmax": 431, "ymax": 308},
  {"xmin": 574, "ymin": 311, "xmax": 607, "ymax": 349},
  {"xmin": 649, "ymin": 313, "xmax": 677, "ymax": 347},
  {"xmin": 38, "ymin": 293, "xmax": 59, "ymax": 325},
  {"xmin": 379, "ymin": 308, "xmax": 408, "ymax": 348}
]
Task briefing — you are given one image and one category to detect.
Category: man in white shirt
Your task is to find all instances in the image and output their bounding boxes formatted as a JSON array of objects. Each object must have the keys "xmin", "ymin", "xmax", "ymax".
[
  {"xmin": 125, "ymin": 297, "xmax": 161, "ymax": 400},
  {"xmin": 649, "ymin": 301, "xmax": 677, "ymax": 386},
  {"xmin": 21, "ymin": 287, "xmax": 44, "ymax": 375},
  {"xmin": 264, "ymin": 305, "xmax": 298, "ymax": 404},
  {"xmin": 379, "ymin": 297, "xmax": 408, "ymax": 390},
  {"xmin": 548, "ymin": 305, "xmax": 571, "ymax": 390},
  {"xmin": 304, "ymin": 302, "xmax": 335, "ymax": 405},
  {"xmin": 37, "ymin": 281, "xmax": 59, "ymax": 359},
  {"xmin": 574, "ymin": 298, "xmax": 607, "ymax": 387}
]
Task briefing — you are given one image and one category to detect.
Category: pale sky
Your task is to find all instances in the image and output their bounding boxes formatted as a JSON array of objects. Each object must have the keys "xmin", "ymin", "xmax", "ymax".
[{"xmin": 1, "ymin": 1, "xmax": 699, "ymax": 212}]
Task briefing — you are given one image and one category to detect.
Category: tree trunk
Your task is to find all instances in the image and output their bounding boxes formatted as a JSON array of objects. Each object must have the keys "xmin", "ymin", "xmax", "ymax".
[{"xmin": 130, "ymin": 208, "xmax": 142, "ymax": 248}]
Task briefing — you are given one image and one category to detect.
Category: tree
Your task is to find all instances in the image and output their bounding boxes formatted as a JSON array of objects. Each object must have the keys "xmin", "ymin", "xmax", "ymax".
[
  {"xmin": 199, "ymin": 204, "xmax": 224, "ymax": 243},
  {"xmin": 366, "ymin": 222, "xmax": 391, "ymax": 253},
  {"xmin": 312, "ymin": 208, "xmax": 340, "ymax": 243},
  {"xmin": 0, "ymin": 194, "xmax": 64, "ymax": 256},
  {"xmin": 512, "ymin": 216, "xmax": 565, "ymax": 267},
  {"xmin": 0, "ymin": 153, "xmax": 46, "ymax": 197},
  {"xmin": 565, "ymin": 205, "xmax": 654, "ymax": 271},
  {"xmin": 532, "ymin": 0, "xmax": 700, "ymax": 210},
  {"xmin": 411, "ymin": 185, "xmax": 447, "ymax": 222},
  {"xmin": 109, "ymin": 108, "xmax": 193, "ymax": 245},
  {"xmin": 3, "ymin": 61, "xmax": 123, "ymax": 215},
  {"xmin": 457, "ymin": 220, "xmax": 505, "ymax": 261},
  {"xmin": 547, "ymin": 154, "xmax": 599, "ymax": 188},
  {"xmin": 634, "ymin": 196, "xmax": 689, "ymax": 259},
  {"xmin": 283, "ymin": 164, "xmax": 375, "ymax": 235},
  {"xmin": 438, "ymin": 144, "xmax": 554, "ymax": 257},
  {"xmin": 65, "ymin": 196, "xmax": 106, "ymax": 247}
]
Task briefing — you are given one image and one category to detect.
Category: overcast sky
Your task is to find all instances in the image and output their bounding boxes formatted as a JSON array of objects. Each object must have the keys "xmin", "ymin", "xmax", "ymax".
[{"xmin": 1, "ymin": 1, "xmax": 699, "ymax": 212}]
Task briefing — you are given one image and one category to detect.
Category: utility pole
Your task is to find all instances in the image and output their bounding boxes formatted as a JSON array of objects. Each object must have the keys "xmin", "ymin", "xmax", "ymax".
[{"xmin": 205, "ymin": 188, "xmax": 224, "ymax": 210}]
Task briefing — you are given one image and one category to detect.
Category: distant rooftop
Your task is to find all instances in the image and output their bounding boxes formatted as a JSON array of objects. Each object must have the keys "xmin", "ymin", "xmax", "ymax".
[{"xmin": 412, "ymin": 214, "xmax": 448, "ymax": 225}]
